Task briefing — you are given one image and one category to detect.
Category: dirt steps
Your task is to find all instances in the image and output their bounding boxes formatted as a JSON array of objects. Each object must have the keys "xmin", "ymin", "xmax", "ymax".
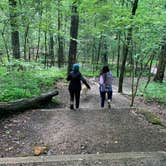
[
  {"xmin": 0, "ymin": 151, "xmax": 166, "ymax": 166},
  {"xmin": 1, "ymin": 107, "xmax": 166, "ymax": 158}
]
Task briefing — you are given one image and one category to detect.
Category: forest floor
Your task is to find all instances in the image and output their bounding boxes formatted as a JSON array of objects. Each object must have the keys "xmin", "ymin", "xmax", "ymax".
[{"xmin": 0, "ymin": 78, "xmax": 166, "ymax": 157}]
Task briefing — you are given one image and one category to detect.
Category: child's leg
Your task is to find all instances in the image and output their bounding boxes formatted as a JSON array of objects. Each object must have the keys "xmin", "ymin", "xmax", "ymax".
[
  {"xmin": 75, "ymin": 90, "xmax": 80, "ymax": 109},
  {"xmin": 107, "ymin": 91, "xmax": 112, "ymax": 108},
  {"xmin": 100, "ymin": 91, "xmax": 106, "ymax": 107},
  {"xmin": 69, "ymin": 90, "xmax": 74, "ymax": 109},
  {"xmin": 107, "ymin": 90, "xmax": 112, "ymax": 101}
]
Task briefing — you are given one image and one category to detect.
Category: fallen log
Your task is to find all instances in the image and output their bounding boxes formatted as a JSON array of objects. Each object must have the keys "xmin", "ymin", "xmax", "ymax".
[{"xmin": 0, "ymin": 90, "xmax": 59, "ymax": 117}]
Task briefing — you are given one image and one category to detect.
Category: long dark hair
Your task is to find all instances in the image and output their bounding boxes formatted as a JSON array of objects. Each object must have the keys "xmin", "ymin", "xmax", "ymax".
[
  {"xmin": 100, "ymin": 65, "xmax": 110, "ymax": 83},
  {"xmin": 100, "ymin": 65, "xmax": 110, "ymax": 75}
]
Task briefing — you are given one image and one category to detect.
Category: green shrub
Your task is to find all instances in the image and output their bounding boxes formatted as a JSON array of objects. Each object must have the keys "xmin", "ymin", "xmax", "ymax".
[
  {"xmin": 0, "ymin": 66, "xmax": 66, "ymax": 102},
  {"xmin": 139, "ymin": 81, "xmax": 166, "ymax": 105}
]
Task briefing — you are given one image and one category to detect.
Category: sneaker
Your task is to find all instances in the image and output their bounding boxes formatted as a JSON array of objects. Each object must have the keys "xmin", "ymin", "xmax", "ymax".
[
  {"xmin": 75, "ymin": 108, "xmax": 80, "ymax": 111},
  {"xmin": 108, "ymin": 100, "xmax": 111, "ymax": 109},
  {"xmin": 70, "ymin": 104, "xmax": 74, "ymax": 110}
]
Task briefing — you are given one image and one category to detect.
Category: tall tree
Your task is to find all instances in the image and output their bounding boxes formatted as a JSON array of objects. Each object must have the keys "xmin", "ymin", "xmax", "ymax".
[
  {"xmin": 117, "ymin": 32, "xmax": 121, "ymax": 77},
  {"xmin": 49, "ymin": 33, "xmax": 55, "ymax": 66},
  {"xmin": 1, "ymin": 22, "xmax": 10, "ymax": 61},
  {"xmin": 68, "ymin": 0, "xmax": 79, "ymax": 73},
  {"xmin": 23, "ymin": 23, "xmax": 30, "ymax": 60},
  {"xmin": 57, "ymin": 0, "xmax": 64, "ymax": 68},
  {"xmin": 9, "ymin": 0, "xmax": 20, "ymax": 59},
  {"xmin": 154, "ymin": 38, "xmax": 166, "ymax": 82},
  {"xmin": 153, "ymin": 3, "xmax": 166, "ymax": 83},
  {"xmin": 102, "ymin": 37, "xmax": 108, "ymax": 65},
  {"xmin": 35, "ymin": 0, "xmax": 42, "ymax": 61},
  {"xmin": 118, "ymin": 0, "xmax": 139, "ymax": 93},
  {"xmin": 96, "ymin": 33, "xmax": 103, "ymax": 70}
]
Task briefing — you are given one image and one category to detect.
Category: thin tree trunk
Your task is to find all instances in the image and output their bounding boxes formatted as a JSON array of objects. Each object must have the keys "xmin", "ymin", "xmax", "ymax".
[
  {"xmin": 96, "ymin": 34, "xmax": 103, "ymax": 71},
  {"xmin": 144, "ymin": 53, "xmax": 155, "ymax": 89},
  {"xmin": 118, "ymin": 34, "xmax": 129, "ymax": 93},
  {"xmin": 154, "ymin": 41, "xmax": 166, "ymax": 83},
  {"xmin": 102, "ymin": 39, "xmax": 108, "ymax": 65},
  {"xmin": 91, "ymin": 38, "xmax": 96, "ymax": 74},
  {"xmin": 23, "ymin": 24, "xmax": 30, "ymax": 60},
  {"xmin": 36, "ymin": 0, "xmax": 42, "ymax": 61},
  {"xmin": 44, "ymin": 31, "xmax": 48, "ymax": 68},
  {"xmin": 36, "ymin": 29, "xmax": 41, "ymax": 61},
  {"xmin": 130, "ymin": 63, "xmax": 142, "ymax": 107},
  {"xmin": 49, "ymin": 34, "xmax": 55, "ymax": 66},
  {"xmin": 68, "ymin": 1, "xmax": 79, "ymax": 73},
  {"xmin": 129, "ymin": 35, "xmax": 134, "ymax": 77},
  {"xmin": 9, "ymin": 0, "xmax": 20, "ymax": 59},
  {"xmin": 1, "ymin": 23, "xmax": 10, "ymax": 61},
  {"xmin": 130, "ymin": 54, "xmax": 154, "ymax": 106},
  {"xmin": 57, "ymin": 0, "xmax": 64, "ymax": 68},
  {"xmin": 57, "ymin": 36, "xmax": 64, "ymax": 68},
  {"xmin": 118, "ymin": 0, "xmax": 139, "ymax": 93},
  {"xmin": 117, "ymin": 32, "xmax": 121, "ymax": 77},
  {"xmin": 28, "ymin": 47, "xmax": 31, "ymax": 61}
]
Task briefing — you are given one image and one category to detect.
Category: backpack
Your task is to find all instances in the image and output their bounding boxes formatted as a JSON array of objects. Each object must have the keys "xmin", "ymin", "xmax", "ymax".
[{"xmin": 99, "ymin": 72, "xmax": 112, "ymax": 92}]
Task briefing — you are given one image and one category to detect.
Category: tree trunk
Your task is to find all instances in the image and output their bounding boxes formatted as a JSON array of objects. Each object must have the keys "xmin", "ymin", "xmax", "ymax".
[
  {"xmin": 130, "ymin": 54, "xmax": 154, "ymax": 106},
  {"xmin": 102, "ymin": 38, "xmax": 108, "ymax": 65},
  {"xmin": 154, "ymin": 42, "xmax": 166, "ymax": 83},
  {"xmin": 28, "ymin": 46, "xmax": 31, "ymax": 61},
  {"xmin": 44, "ymin": 31, "xmax": 48, "ymax": 68},
  {"xmin": 57, "ymin": 0, "xmax": 64, "ymax": 68},
  {"xmin": 58, "ymin": 36, "xmax": 64, "ymax": 68},
  {"xmin": 117, "ymin": 32, "xmax": 121, "ymax": 77},
  {"xmin": 23, "ymin": 24, "xmax": 30, "ymax": 60},
  {"xmin": 118, "ymin": 35, "xmax": 129, "ymax": 93},
  {"xmin": 49, "ymin": 34, "xmax": 55, "ymax": 67},
  {"xmin": 1, "ymin": 23, "xmax": 10, "ymax": 62},
  {"xmin": 36, "ymin": 28, "xmax": 41, "ymax": 61},
  {"xmin": 144, "ymin": 53, "xmax": 155, "ymax": 89},
  {"xmin": 9, "ymin": 0, "xmax": 20, "ymax": 59},
  {"xmin": 36, "ymin": 0, "xmax": 42, "ymax": 61},
  {"xmin": 96, "ymin": 34, "xmax": 103, "ymax": 71},
  {"xmin": 68, "ymin": 1, "xmax": 79, "ymax": 73},
  {"xmin": 118, "ymin": 0, "xmax": 139, "ymax": 93}
]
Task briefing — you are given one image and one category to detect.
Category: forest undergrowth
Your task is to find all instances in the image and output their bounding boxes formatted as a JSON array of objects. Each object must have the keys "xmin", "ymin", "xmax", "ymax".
[{"xmin": 0, "ymin": 64, "xmax": 165, "ymax": 107}]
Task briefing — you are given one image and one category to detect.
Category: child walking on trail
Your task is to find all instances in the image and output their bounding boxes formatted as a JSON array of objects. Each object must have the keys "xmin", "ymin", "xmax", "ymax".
[
  {"xmin": 99, "ymin": 65, "xmax": 113, "ymax": 108},
  {"xmin": 67, "ymin": 64, "xmax": 91, "ymax": 110}
]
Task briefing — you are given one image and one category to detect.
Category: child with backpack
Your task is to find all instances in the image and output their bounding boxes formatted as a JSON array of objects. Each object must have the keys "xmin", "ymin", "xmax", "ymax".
[{"xmin": 99, "ymin": 65, "xmax": 113, "ymax": 108}]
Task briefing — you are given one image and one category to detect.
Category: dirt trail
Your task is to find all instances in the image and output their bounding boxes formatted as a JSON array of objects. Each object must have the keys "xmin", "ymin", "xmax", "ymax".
[
  {"xmin": 58, "ymin": 78, "xmax": 131, "ymax": 110},
  {"xmin": 0, "ymin": 78, "xmax": 166, "ymax": 157}
]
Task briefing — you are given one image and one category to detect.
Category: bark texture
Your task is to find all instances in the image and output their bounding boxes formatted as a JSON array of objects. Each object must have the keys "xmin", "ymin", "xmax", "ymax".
[
  {"xmin": 118, "ymin": 0, "xmax": 139, "ymax": 93},
  {"xmin": 154, "ymin": 42, "xmax": 166, "ymax": 82},
  {"xmin": 9, "ymin": 0, "xmax": 20, "ymax": 59},
  {"xmin": 68, "ymin": 1, "xmax": 79, "ymax": 73}
]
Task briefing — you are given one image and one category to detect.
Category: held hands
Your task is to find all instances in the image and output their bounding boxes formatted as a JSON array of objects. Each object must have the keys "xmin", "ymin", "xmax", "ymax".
[
  {"xmin": 85, "ymin": 82, "xmax": 91, "ymax": 90},
  {"xmin": 86, "ymin": 84, "xmax": 91, "ymax": 90}
]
